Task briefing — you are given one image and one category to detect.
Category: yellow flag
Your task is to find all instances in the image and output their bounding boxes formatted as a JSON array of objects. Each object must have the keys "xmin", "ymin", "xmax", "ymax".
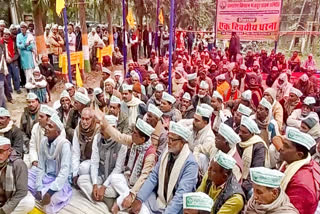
[
  {"xmin": 126, "ymin": 9, "xmax": 136, "ymax": 28},
  {"xmin": 75, "ymin": 64, "xmax": 83, "ymax": 87},
  {"xmin": 159, "ymin": 9, "xmax": 164, "ymax": 25},
  {"xmin": 56, "ymin": 0, "xmax": 65, "ymax": 15}
]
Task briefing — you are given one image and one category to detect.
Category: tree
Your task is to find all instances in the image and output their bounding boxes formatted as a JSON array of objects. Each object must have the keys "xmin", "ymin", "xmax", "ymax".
[
  {"xmin": 32, "ymin": 0, "xmax": 48, "ymax": 56},
  {"xmin": 79, "ymin": 0, "xmax": 91, "ymax": 72}
]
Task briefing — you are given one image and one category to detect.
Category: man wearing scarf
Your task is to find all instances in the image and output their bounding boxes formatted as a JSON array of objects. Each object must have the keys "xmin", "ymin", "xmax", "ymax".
[
  {"xmin": 263, "ymin": 88, "xmax": 283, "ymax": 131},
  {"xmin": 272, "ymin": 73, "xmax": 292, "ymax": 101},
  {"xmin": 211, "ymin": 91, "xmax": 232, "ymax": 133},
  {"xmin": 28, "ymin": 114, "xmax": 72, "ymax": 214},
  {"xmin": 172, "ymin": 67, "xmax": 187, "ymax": 98},
  {"xmin": 237, "ymin": 115, "xmax": 269, "ymax": 199},
  {"xmin": 20, "ymin": 93, "xmax": 40, "ymax": 141},
  {"xmin": 92, "ymin": 88, "xmax": 108, "ymax": 114},
  {"xmin": 98, "ymin": 116, "xmax": 156, "ymax": 213},
  {"xmin": 215, "ymin": 123, "xmax": 243, "ymax": 182},
  {"xmin": 197, "ymin": 151, "xmax": 245, "ymax": 213},
  {"xmin": 197, "ymin": 67, "xmax": 213, "ymax": 94},
  {"xmin": 216, "ymin": 74, "xmax": 230, "ymax": 98},
  {"xmin": 245, "ymin": 167, "xmax": 298, "ymax": 214},
  {"xmin": 293, "ymin": 73, "xmax": 315, "ymax": 99},
  {"xmin": 130, "ymin": 121, "xmax": 198, "ymax": 214},
  {"xmin": 182, "ymin": 73, "xmax": 197, "ymax": 98},
  {"xmin": 179, "ymin": 92, "xmax": 195, "ymax": 119},
  {"xmin": 0, "ymin": 107, "xmax": 24, "ymax": 156},
  {"xmin": 72, "ymin": 108, "xmax": 100, "ymax": 187},
  {"xmin": 280, "ymin": 87, "xmax": 303, "ymax": 125},
  {"xmin": 233, "ymin": 104, "xmax": 253, "ymax": 134},
  {"xmin": 146, "ymin": 83, "xmax": 164, "ymax": 108},
  {"xmin": 66, "ymin": 92, "xmax": 91, "ymax": 141},
  {"xmin": 146, "ymin": 73, "xmax": 158, "ymax": 99},
  {"xmin": 192, "ymin": 81, "xmax": 211, "ymax": 108},
  {"xmin": 103, "ymin": 78, "xmax": 122, "ymax": 101},
  {"xmin": 224, "ymin": 79, "xmax": 241, "ymax": 102},
  {"xmin": 77, "ymin": 115, "xmax": 127, "ymax": 205},
  {"xmin": 287, "ymin": 96, "xmax": 319, "ymax": 129},
  {"xmin": 56, "ymin": 90, "xmax": 72, "ymax": 127},
  {"xmin": 180, "ymin": 104, "xmax": 216, "ymax": 174},
  {"xmin": 245, "ymin": 72, "xmax": 263, "ymax": 109},
  {"xmin": 160, "ymin": 92, "xmax": 182, "ymax": 124},
  {"xmin": 0, "ymin": 136, "xmax": 35, "ymax": 214},
  {"xmin": 120, "ymin": 84, "xmax": 145, "ymax": 129},
  {"xmin": 279, "ymin": 127, "xmax": 320, "ymax": 214}
]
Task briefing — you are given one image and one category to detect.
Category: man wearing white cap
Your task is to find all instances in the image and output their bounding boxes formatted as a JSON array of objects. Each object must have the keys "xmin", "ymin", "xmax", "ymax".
[
  {"xmin": 215, "ymin": 123, "xmax": 243, "ymax": 182},
  {"xmin": 197, "ymin": 151, "xmax": 245, "ymax": 213},
  {"xmin": 145, "ymin": 73, "xmax": 158, "ymax": 99},
  {"xmin": 160, "ymin": 92, "xmax": 182, "ymax": 123},
  {"xmin": 263, "ymin": 88, "xmax": 284, "ymax": 130},
  {"xmin": 28, "ymin": 114, "xmax": 72, "ymax": 214},
  {"xmin": 20, "ymin": 92, "xmax": 40, "ymax": 140},
  {"xmin": 0, "ymin": 107, "xmax": 24, "ymax": 156},
  {"xmin": 98, "ymin": 117, "xmax": 157, "ymax": 213},
  {"xmin": 130, "ymin": 121, "xmax": 198, "ymax": 214},
  {"xmin": 180, "ymin": 104, "xmax": 216, "ymax": 173},
  {"xmin": 197, "ymin": 67, "xmax": 213, "ymax": 94},
  {"xmin": 183, "ymin": 192, "xmax": 213, "ymax": 214},
  {"xmin": 182, "ymin": 73, "xmax": 197, "ymax": 98},
  {"xmin": 233, "ymin": 104, "xmax": 253, "ymax": 134},
  {"xmin": 245, "ymin": 167, "xmax": 298, "ymax": 213},
  {"xmin": 211, "ymin": 91, "xmax": 232, "ymax": 132},
  {"xmin": 179, "ymin": 92, "xmax": 195, "ymax": 119},
  {"xmin": 279, "ymin": 87, "xmax": 303, "ymax": 124},
  {"xmin": 113, "ymin": 70, "xmax": 123, "ymax": 91},
  {"xmin": 237, "ymin": 115, "xmax": 269, "ymax": 198},
  {"xmin": 17, "ymin": 22, "xmax": 35, "ymax": 82},
  {"xmin": 103, "ymin": 78, "xmax": 122, "ymax": 101},
  {"xmin": 72, "ymin": 107, "xmax": 101, "ymax": 188},
  {"xmin": 146, "ymin": 83, "xmax": 164, "ymax": 108},
  {"xmin": 65, "ymin": 83, "xmax": 75, "ymax": 102},
  {"xmin": 192, "ymin": 80, "xmax": 211, "ymax": 108},
  {"xmin": 216, "ymin": 74, "xmax": 230, "ymax": 98},
  {"xmin": 77, "ymin": 115, "xmax": 127, "ymax": 204},
  {"xmin": 0, "ymin": 136, "xmax": 35, "ymax": 214},
  {"xmin": 293, "ymin": 73, "xmax": 315, "ymax": 99},
  {"xmin": 279, "ymin": 127, "xmax": 320, "ymax": 214},
  {"xmin": 56, "ymin": 90, "xmax": 72, "ymax": 126},
  {"xmin": 66, "ymin": 91, "xmax": 91, "ymax": 141},
  {"xmin": 172, "ymin": 67, "xmax": 187, "ymax": 98},
  {"xmin": 99, "ymin": 67, "xmax": 111, "ymax": 89},
  {"xmin": 108, "ymin": 95, "xmax": 131, "ymax": 134},
  {"xmin": 92, "ymin": 87, "xmax": 108, "ymax": 113},
  {"xmin": 287, "ymin": 96, "xmax": 319, "ymax": 129},
  {"xmin": 120, "ymin": 84, "xmax": 145, "ymax": 128}
]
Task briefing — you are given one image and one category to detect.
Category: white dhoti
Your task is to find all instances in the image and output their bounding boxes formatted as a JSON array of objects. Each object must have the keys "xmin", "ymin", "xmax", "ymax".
[
  {"xmin": 198, "ymin": 153, "xmax": 210, "ymax": 173},
  {"xmin": 11, "ymin": 191, "xmax": 35, "ymax": 214},
  {"xmin": 24, "ymin": 69, "xmax": 34, "ymax": 82},
  {"xmin": 107, "ymin": 173, "xmax": 130, "ymax": 210},
  {"xmin": 78, "ymin": 160, "xmax": 91, "ymax": 176}
]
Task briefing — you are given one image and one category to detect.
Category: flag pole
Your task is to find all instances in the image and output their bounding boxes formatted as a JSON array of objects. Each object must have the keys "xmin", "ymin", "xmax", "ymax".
[
  {"xmin": 122, "ymin": 0, "xmax": 127, "ymax": 75},
  {"xmin": 155, "ymin": 0, "xmax": 160, "ymax": 55},
  {"xmin": 62, "ymin": 7, "xmax": 72, "ymax": 83},
  {"xmin": 168, "ymin": 0, "xmax": 174, "ymax": 94}
]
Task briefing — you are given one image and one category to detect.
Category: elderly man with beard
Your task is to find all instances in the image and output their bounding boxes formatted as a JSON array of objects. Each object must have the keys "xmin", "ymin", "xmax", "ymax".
[
  {"xmin": 146, "ymin": 84, "xmax": 164, "ymax": 108},
  {"xmin": 72, "ymin": 107, "xmax": 100, "ymax": 188},
  {"xmin": 211, "ymin": 91, "xmax": 233, "ymax": 133},
  {"xmin": 224, "ymin": 79, "xmax": 240, "ymax": 102},
  {"xmin": 28, "ymin": 114, "xmax": 72, "ymax": 214},
  {"xmin": 120, "ymin": 84, "xmax": 145, "ymax": 129},
  {"xmin": 56, "ymin": 90, "xmax": 72, "ymax": 126},
  {"xmin": 77, "ymin": 115, "xmax": 127, "ymax": 205},
  {"xmin": 160, "ymin": 92, "xmax": 182, "ymax": 124},
  {"xmin": 237, "ymin": 116, "xmax": 269, "ymax": 199},
  {"xmin": 66, "ymin": 92, "xmax": 91, "ymax": 141},
  {"xmin": 192, "ymin": 81, "xmax": 211, "ymax": 108},
  {"xmin": 104, "ymin": 78, "xmax": 122, "ymax": 101},
  {"xmin": 130, "ymin": 121, "xmax": 198, "ymax": 214},
  {"xmin": 287, "ymin": 96, "xmax": 319, "ymax": 129},
  {"xmin": 179, "ymin": 92, "xmax": 195, "ymax": 119},
  {"xmin": 92, "ymin": 88, "xmax": 108, "ymax": 113},
  {"xmin": 97, "ymin": 116, "xmax": 157, "ymax": 213},
  {"xmin": 0, "ymin": 108, "xmax": 24, "ymax": 156},
  {"xmin": 180, "ymin": 104, "xmax": 216, "ymax": 174},
  {"xmin": 245, "ymin": 167, "xmax": 298, "ymax": 214},
  {"xmin": 0, "ymin": 137, "xmax": 35, "ymax": 214},
  {"xmin": 20, "ymin": 93, "xmax": 40, "ymax": 141},
  {"xmin": 279, "ymin": 128, "xmax": 320, "ymax": 214},
  {"xmin": 182, "ymin": 73, "xmax": 197, "ymax": 98},
  {"xmin": 108, "ymin": 96, "xmax": 131, "ymax": 134},
  {"xmin": 280, "ymin": 87, "xmax": 303, "ymax": 124},
  {"xmin": 197, "ymin": 151, "xmax": 245, "ymax": 213}
]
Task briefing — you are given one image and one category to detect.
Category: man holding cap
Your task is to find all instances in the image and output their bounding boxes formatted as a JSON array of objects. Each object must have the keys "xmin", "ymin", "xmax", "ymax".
[
  {"xmin": 0, "ymin": 136, "xmax": 35, "ymax": 214},
  {"xmin": 279, "ymin": 127, "xmax": 320, "ymax": 214},
  {"xmin": 20, "ymin": 92, "xmax": 40, "ymax": 141},
  {"xmin": 28, "ymin": 114, "xmax": 72, "ymax": 214},
  {"xmin": 130, "ymin": 121, "xmax": 198, "ymax": 214},
  {"xmin": 245, "ymin": 167, "xmax": 298, "ymax": 213},
  {"xmin": 197, "ymin": 151, "xmax": 245, "ymax": 214}
]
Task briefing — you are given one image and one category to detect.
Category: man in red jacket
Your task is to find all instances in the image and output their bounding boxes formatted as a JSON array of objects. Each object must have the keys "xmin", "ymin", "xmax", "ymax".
[{"xmin": 279, "ymin": 127, "xmax": 320, "ymax": 214}]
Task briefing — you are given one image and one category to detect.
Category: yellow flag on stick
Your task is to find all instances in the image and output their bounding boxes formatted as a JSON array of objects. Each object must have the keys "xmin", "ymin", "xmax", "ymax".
[
  {"xmin": 75, "ymin": 64, "xmax": 83, "ymax": 87},
  {"xmin": 126, "ymin": 9, "xmax": 136, "ymax": 28},
  {"xmin": 159, "ymin": 9, "xmax": 164, "ymax": 25},
  {"xmin": 56, "ymin": 0, "xmax": 65, "ymax": 15}
]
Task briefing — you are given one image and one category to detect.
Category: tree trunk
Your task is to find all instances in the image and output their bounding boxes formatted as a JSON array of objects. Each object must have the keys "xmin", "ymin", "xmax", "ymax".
[
  {"xmin": 32, "ymin": 0, "xmax": 47, "ymax": 56},
  {"xmin": 79, "ymin": 0, "xmax": 91, "ymax": 72}
]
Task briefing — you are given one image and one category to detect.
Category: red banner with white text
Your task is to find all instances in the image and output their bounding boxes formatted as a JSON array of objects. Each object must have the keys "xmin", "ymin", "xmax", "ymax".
[{"xmin": 216, "ymin": 0, "xmax": 282, "ymax": 41}]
